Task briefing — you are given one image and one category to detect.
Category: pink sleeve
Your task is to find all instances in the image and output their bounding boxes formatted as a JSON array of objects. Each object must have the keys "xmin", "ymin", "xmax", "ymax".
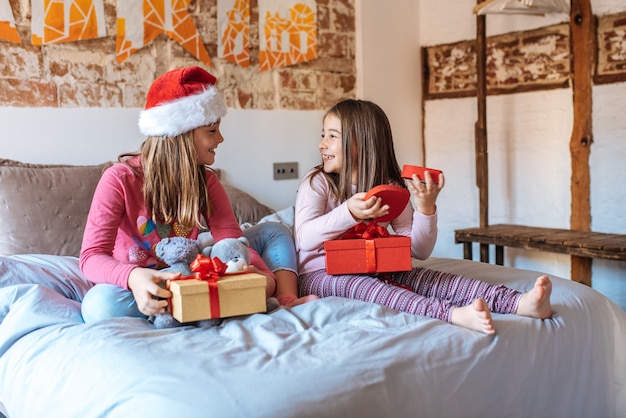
[
  {"xmin": 79, "ymin": 166, "xmax": 137, "ymax": 289},
  {"xmin": 294, "ymin": 171, "xmax": 359, "ymax": 252},
  {"xmin": 391, "ymin": 202, "xmax": 438, "ymax": 260}
]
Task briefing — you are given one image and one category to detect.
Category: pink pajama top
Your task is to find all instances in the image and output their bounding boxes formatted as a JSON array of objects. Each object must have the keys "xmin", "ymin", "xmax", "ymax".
[
  {"xmin": 294, "ymin": 170, "xmax": 438, "ymax": 275},
  {"xmin": 79, "ymin": 156, "xmax": 271, "ymax": 289}
]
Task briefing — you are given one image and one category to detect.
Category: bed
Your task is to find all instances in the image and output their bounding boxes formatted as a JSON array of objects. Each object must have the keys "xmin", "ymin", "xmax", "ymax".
[{"xmin": 1, "ymin": 159, "xmax": 625, "ymax": 418}]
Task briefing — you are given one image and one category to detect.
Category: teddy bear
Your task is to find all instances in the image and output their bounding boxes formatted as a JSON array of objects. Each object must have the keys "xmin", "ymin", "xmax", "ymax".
[
  {"xmin": 155, "ymin": 236, "xmax": 201, "ymax": 276},
  {"xmin": 201, "ymin": 236, "xmax": 251, "ymax": 273},
  {"xmin": 152, "ymin": 235, "xmax": 219, "ymax": 329},
  {"xmin": 151, "ymin": 235, "xmax": 278, "ymax": 329},
  {"xmin": 204, "ymin": 237, "xmax": 279, "ymax": 311}
]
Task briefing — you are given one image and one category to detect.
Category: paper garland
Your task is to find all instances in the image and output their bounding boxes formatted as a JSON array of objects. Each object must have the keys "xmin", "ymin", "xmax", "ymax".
[
  {"xmin": 116, "ymin": 0, "xmax": 212, "ymax": 66},
  {"xmin": 217, "ymin": 0, "xmax": 318, "ymax": 70},
  {"xmin": 0, "ymin": 0, "xmax": 20, "ymax": 43},
  {"xmin": 31, "ymin": 0, "xmax": 106, "ymax": 45},
  {"xmin": 2, "ymin": 0, "xmax": 318, "ymax": 70},
  {"xmin": 218, "ymin": 0, "xmax": 251, "ymax": 67},
  {"xmin": 258, "ymin": 0, "xmax": 317, "ymax": 71}
]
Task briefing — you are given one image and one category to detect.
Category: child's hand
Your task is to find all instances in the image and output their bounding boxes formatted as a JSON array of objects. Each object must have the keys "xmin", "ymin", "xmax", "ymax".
[
  {"xmin": 347, "ymin": 192, "xmax": 390, "ymax": 221},
  {"xmin": 128, "ymin": 267, "xmax": 177, "ymax": 316},
  {"xmin": 405, "ymin": 171, "xmax": 445, "ymax": 215}
]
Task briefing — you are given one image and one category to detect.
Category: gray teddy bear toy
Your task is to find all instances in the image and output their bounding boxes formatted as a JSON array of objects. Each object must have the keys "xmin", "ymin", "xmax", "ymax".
[
  {"xmin": 202, "ymin": 236, "xmax": 251, "ymax": 272},
  {"xmin": 155, "ymin": 236, "xmax": 202, "ymax": 276},
  {"xmin": 151, "ymin": 235, "xmax": 278, "ymax": 329}
]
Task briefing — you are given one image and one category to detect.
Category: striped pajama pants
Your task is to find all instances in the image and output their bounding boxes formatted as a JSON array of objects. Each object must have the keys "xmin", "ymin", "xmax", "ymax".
[{"xmin": 298, "ymin": 267, "xmax": 522, "ymax": 323}]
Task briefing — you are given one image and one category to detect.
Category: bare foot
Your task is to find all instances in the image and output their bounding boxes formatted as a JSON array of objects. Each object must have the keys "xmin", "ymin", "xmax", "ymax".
[
  {"xmin": 516, "ymin": 275, "xmax": 553, "ymax": 319},
  {"xmin": 450, "ymin": 298, "xmax": 496, "ymax": 334},
  {"xmin": 290, "ymin": 294, "xmax": 320, "ymax": 307},
  {"xmin": 276, "ymin": 294, "xmax": 320, "ymax": 308}
]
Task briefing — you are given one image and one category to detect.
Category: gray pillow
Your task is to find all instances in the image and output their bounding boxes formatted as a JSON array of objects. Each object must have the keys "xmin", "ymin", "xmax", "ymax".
[
  {"xmin": 0, "ymin": 159, "xmax": 107, "ymax": 257},
  {"xmin": 222, "ymin": 184, "xmax": 275, "ymax": 225}
]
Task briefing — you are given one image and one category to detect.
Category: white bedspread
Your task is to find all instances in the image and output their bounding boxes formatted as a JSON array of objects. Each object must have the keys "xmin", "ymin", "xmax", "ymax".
[{"xmin": 0, "ymin": 256, "xmax": 624, "ymax": 418}]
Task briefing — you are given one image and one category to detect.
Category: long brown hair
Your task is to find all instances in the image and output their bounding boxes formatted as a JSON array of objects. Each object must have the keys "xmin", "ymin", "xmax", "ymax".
[
  {"xmin": 309, "ymin": 99, "xmax": 404, "ymax": 201},
  {"xmin": 120, "ymin": 132, "xmax": 210, "ymax": 232}
]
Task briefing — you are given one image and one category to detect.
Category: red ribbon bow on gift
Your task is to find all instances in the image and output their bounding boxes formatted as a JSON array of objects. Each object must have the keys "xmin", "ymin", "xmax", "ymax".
[
  {"xmin": 191, "ymin": 255, "xmax": 227, "ymax": 318},
  {"xmin": 341, "ymin": 221, "xmax": 390, "ymax": 240},
  {"xmin": 167, "ymin": 255, "xmax": 228, "ymax": 319},
  {"xmin": 338, "ymin": 222, "xmax": 389, "ymax": 274},
  {"xmin": 190, "ymin": 255, "xmax": 227, "ymax": 279},
  {"xmin": 339, "ymin": 222, "xmax": 411, "ymax": 290}
]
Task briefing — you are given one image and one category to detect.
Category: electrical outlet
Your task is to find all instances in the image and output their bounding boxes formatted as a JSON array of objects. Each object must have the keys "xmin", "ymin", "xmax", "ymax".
[{"xmin": 273, "ymin": 162, "xmax": 299, "ymax": 180}]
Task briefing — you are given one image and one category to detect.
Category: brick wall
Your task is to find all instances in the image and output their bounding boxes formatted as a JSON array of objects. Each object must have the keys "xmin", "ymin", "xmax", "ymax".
[{"xmin": 0, "ymin": 0, "xmax": 356, "ymax": 110}]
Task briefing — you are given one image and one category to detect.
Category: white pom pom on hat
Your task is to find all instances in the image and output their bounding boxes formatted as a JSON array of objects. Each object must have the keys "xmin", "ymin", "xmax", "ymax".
[{"xmin": 138, "ymin": 66, "xmax": 227, "ymax": 137}]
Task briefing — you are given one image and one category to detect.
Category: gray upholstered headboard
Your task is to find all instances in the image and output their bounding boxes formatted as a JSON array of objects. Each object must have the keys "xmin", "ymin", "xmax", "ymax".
[{"xmin": 0, "ymin": 159, "xmax": 273, "ymax": 257}]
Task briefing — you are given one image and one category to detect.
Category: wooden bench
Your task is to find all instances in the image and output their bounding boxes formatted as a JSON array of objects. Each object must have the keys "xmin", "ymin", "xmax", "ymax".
[{"xmin": 455, "ymin": 224, "xmax": 626, "ymax": 267}]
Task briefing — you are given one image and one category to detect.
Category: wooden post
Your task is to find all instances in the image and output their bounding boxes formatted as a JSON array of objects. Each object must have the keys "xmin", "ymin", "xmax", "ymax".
[
  {"xmin": 569, "ymin": 0, "xmax": 594, "ymax": 286},
  {"xmin": 476, "ymin": 6, "xmax": 489, "ymax": 263}
]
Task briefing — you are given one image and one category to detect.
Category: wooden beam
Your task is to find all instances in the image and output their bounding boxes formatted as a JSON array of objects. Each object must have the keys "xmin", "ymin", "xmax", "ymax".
[
  {"xmin": 476, "ymin": 4, "xmax": 490, "ymax": 263},
  {"xmin": 569, "ymin": 0, "xmax": 594, "ymax": 286}
]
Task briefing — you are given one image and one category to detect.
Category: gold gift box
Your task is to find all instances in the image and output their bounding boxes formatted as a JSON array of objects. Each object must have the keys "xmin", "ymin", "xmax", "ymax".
[{"xmin": 168, "ymin": 273, "xmax": 266, "ymax": 323}]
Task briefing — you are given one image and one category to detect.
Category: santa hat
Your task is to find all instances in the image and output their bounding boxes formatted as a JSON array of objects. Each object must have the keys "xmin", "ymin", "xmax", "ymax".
[{"xmin": 138, "ymin": 66, "xmax": 227, "ymax": 137}]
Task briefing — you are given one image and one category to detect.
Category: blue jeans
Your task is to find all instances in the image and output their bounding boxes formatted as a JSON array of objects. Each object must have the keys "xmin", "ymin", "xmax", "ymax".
[
  {"xmin": 81, "ymin": 283, "xmax": 148, "ymax": 323},
  {"xmin": 81, "ymin": 221, "xmax": 297, "ymax": 323},
  {"xmin": 243, "ymin": 221, "xmax": 297, "ymax": 275}
]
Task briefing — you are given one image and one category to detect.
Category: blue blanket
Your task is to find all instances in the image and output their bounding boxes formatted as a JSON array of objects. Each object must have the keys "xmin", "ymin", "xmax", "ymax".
[{"xmin": 0, "ymin": 255, "xmax": 624, "ymax": 418}]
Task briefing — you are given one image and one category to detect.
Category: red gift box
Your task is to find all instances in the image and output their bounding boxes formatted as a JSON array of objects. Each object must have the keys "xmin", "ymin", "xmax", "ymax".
[
  {"xmin": 324, "ymin": 234, "xmax": 412, "ymax": 274},
  {"xmin": 324, "ymin": 185, "xmax": 412, "ymax": 275}
]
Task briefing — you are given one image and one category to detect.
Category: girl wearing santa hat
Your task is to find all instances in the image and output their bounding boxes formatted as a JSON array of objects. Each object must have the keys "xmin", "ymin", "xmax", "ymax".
[{"xmin": 80, "ymin": 66, "xmax": 315, "ymax": 325}]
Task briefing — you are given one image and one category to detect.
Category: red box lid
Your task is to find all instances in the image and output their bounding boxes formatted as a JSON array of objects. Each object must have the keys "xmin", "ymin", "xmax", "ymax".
[
  {"xmin": 364, "ymin": 184, "xmax": 409, "ymax": 222},
  {"xmin": 401, "ymin": 164, "xmax": 442, "ymax": 183}
]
